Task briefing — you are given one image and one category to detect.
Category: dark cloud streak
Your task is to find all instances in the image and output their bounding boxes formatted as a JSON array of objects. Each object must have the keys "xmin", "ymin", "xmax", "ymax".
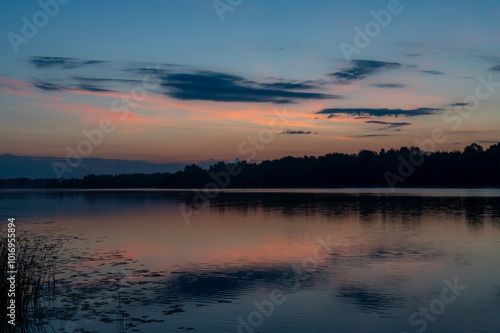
[
  {"xmin": 370, "ymin": 83, "xmax": 406, "ymax": 88},
  {"xmin": 159, "ymin": 71, "xmax": 341, "ymax": 104},
  {"xmin": 31, "ymin": 57, "xmax": 106, "ymax": 69},
  {"xmin": 422, "ymin": 70, "xmax": 444, "ymax": 75},
  {"xmin": 281, "ymin": 130, "xmax": 317, "ymax": 135},
  {"xmin": 352, "ymin": 134, "xmax": 390, "ymax": 138},
  {"xmin": 365, "ymin": 120, "xmax": 411, "ymax": 128},
  {"xmin": 33, "ymin": 79, "xmax": 66, "ymax": 91},
  {"xmin": 329, "ymin": 60, "xmax": 401, "ymax": 83},
  {"xmin": 318, "ymin": 107, "xmax": 443, "ymax": 118},
  {"xmin": 32, "ymin": 79, "xmax": 114, "ymax": 93}
]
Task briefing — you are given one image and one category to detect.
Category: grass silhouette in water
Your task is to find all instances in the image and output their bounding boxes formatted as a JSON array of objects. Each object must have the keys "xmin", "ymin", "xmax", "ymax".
[{"xmin": 0, "ymin": 236, "xmax": 58, "ymax": 333}]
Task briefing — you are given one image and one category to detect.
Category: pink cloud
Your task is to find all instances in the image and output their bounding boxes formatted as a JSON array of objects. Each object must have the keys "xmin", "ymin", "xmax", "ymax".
[
  {"xmin": 0, "ymin": 76, "xmax": 33, "ymax": 88},
  {"xmin": 5, "ymin": 89, "xmax": 63, "ymax": 101}
]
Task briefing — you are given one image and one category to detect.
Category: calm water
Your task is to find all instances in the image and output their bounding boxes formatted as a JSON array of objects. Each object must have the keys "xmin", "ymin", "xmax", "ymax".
[{"xmin": 1, "ymin": 189, "xmax": 500, "ymax": 333}]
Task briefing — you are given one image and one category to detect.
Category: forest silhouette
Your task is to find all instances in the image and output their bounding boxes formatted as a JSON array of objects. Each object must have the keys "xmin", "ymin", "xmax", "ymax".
[{"xmin": 1, "ymin": 143, "xmax": 499, "ymax": 189}]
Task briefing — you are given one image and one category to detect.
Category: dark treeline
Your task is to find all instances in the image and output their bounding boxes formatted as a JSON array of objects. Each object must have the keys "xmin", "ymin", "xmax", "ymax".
[
  {"xmin": 1, "ymin": 143, "xmax": 499, "ymax": 189},
  {"xmin": 0, "ymin": 173, "xmax": 170, "ymax": 189},
  {"xmin": 160, "ymin": 143, "xmax": 500, "ymax": 188}
]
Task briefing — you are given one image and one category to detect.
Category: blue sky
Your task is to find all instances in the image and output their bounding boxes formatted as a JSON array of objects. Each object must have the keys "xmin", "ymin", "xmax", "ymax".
[{"xmin": 0, "ymin": 0, "xmax": 499, "ymax": 177}]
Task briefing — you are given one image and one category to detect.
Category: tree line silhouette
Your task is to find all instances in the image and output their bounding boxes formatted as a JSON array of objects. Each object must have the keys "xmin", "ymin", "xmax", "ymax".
[
  {"xmin": 160, "ymin": 143, "xmax": 500, "ymax": 188},
  {"xmin": 1, "ymin": 143, "xmax": 499, "ymax": 189},
  {"xmin": 0, "ymin": 173, "xmax": 170, "ymax": 189}
]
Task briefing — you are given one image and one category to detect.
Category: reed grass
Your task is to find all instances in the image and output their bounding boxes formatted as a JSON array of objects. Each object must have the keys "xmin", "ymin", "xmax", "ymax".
[{"xmin": 0, "ymin": 236, "xmax": 58, "ymax": 333}]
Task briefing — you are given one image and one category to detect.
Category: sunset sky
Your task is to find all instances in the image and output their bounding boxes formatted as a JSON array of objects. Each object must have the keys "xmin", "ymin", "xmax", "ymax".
[{"xmin": 1, "ymin": 0, "xmax": 499, "ymax": 177}]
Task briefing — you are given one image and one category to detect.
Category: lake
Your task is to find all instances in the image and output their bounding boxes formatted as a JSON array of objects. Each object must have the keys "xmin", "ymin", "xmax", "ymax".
[{"xmin": 1, "ymin": 188, "xmax": 500, "ymax": 333}]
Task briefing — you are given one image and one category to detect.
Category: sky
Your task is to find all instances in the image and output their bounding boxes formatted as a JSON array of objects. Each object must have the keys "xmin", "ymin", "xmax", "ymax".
[{"xmin": 1, "ymin": 0, "xmax": 499, "ymax": 178}]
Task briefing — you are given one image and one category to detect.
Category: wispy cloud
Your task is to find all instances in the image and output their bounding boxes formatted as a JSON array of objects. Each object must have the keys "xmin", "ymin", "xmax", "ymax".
[
  {"xmin": 352, "ymin": 134, "xmax": 390, "ymax": 138},
  {"xmin": 33, "ymin": 79, "xmax": 67, "ymax": 91},
  {"xmin": 73, "ymin": 76, "xmax": 141, "ymax": 85},
  {"xmin": 318, "ymin": 107, "xmax": 443, "ymax": 118},
  {"xmin": 422, "ymin": 70, "xmax": 444, "ymax": 75},
  {"xmin": 329, "ymin": 60, "xmax": 401, "ymax": 83},
  {"xmin": 365, "ymin": 120, "xmax": 411, "ymax": 128},
  {"xmin": 370, "ymin": 83, "xmax": 406, "ymax": 89},
  {"xmin": 76, "ymin": 84, "xmax": 113, "ymax": 93},
  {"xmin": 253, "ymin": 44, "xmax": 297, "ymax": 52},
  {"xmin": 158, "ymin": 70, "xmax": 341, "ymax": 104},
  {"xmin": 448, "ymin": 102, "xmax": 470, "ymax": 107},
  {"xmin": 281, "ymin": 130, "xmax": 317, "ymax": 135},
  {"xmin": 260, "ymin": 81, "xmax": 318, "ymax": 90},
  {"xmin": 30, "ymin": 56, "xmax": 106, "ymax": 69},
  {"xmin": 32, "ymin": 79, "xmax": 114, "ymax": 93}
]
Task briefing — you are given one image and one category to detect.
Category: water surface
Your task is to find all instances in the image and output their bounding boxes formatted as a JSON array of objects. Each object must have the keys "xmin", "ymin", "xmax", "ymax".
[{"xmin": 1, "ymin": 189, "xmax": 499, "ymax": 333}]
